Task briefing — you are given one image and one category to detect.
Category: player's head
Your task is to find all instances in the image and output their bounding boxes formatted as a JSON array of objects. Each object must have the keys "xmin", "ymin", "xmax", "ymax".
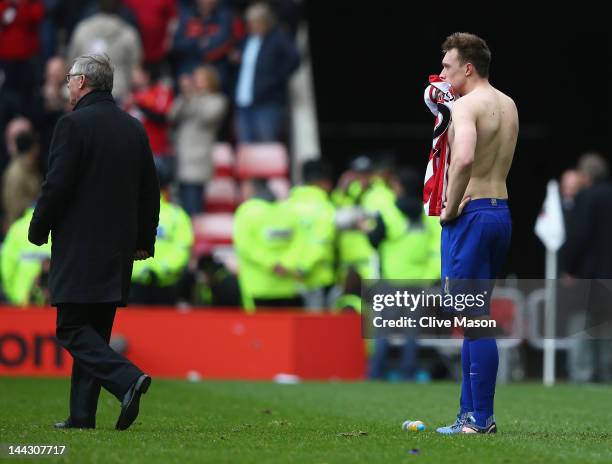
[{"xmin": 440, "ymin": 32, "xmax": 491, "ymax": 94}]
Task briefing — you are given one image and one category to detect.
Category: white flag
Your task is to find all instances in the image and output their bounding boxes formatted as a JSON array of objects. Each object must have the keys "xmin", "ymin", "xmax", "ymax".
[{"xmin": 535, "ymin": 180, "xmax": 566, "ymax": 252}]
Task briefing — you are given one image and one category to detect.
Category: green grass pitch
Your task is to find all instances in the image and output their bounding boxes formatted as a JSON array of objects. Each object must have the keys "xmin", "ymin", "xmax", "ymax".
[{"xmin": 1, "ymin": 378, "xmax": 611, "ymax": 463}]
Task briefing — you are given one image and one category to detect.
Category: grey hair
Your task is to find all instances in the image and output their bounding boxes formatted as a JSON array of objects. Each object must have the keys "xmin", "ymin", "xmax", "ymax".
[
  {"xmin": 578, "ymin": 152, "xmax": 609, "ymax": 182},
  {"xmin": 70, "ymin": 54, "xmax": 114, "ymax": 92},
  {"xmin": 246, "ymin": 2, "xmax": 275, "ymax": 25}
]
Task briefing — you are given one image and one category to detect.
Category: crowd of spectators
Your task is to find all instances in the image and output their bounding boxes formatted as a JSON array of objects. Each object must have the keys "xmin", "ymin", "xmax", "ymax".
[
  {"xmin": 0, "ymin": 0, "xmax": 302, "ymax": 306},
  {"xmin": 0, "ymin": 0, "xmax": 301, "ymax": 227}
]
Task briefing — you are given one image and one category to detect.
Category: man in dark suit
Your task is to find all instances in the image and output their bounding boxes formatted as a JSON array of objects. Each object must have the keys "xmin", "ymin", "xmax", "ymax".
[
  {"xmin": 28, "ymin": 54, "xmax": 160, "ymax": 430},
  {"xmin": 234, "ymin": 2, "xmax": 299, "ymax": 142},
  {"xmin": 562, "ymin": 152, "xmax": 612, "ymax": 382},
  {"xmin": 563, "ymin": 153, "xmax": 612, "ymax": 279}
]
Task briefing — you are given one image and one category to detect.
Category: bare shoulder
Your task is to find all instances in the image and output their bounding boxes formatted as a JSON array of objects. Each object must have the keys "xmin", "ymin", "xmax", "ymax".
[
  {"xmin": 451, "ymin": 93, "xmax": 479, "ymax": 119},
  {"xmin": 494, "ymin": 88, "xmax": 518, "ymax": 113}
]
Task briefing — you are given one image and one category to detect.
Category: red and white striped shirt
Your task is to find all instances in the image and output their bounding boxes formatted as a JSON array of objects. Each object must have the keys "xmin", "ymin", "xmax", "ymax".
[{"xmin": 423, "ymin": 75, "xmax": 458, "ymax": 216}]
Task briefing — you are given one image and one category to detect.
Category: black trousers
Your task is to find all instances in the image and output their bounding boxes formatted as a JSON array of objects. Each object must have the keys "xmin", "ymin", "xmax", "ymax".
[{"xmin": 55, "ymin": 304, "xmax": 143, "ymax": 426}]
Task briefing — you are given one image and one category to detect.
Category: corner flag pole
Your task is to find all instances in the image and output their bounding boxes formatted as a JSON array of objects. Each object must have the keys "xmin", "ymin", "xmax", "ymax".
[{"xmin": 534, "ymin": 180, "xmax": 565, "ymax": 387}]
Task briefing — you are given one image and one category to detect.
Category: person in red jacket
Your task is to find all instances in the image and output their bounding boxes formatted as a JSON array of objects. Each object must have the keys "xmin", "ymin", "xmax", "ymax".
[
  {"xmin": 124, "ymin": 63, "xmax": 175, "ymax": 179},
  {"xmin": 123, "ymin": 0, "xmax": 177, "ymax": 67},
  {"xmin": 0, "ymin": 0, "xmax": 44, "ymax": 114}
]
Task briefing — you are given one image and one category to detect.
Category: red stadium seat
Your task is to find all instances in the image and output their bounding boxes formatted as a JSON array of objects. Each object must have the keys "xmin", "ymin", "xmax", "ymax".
[
  {"xmin": 235, "ymin": 143, "xmax": 289, "ymax": 179},
  {"xmin": 192, "ymin": 213, "xmax": 234, "ymax": 256},
  {"xmin": 205, "ymin": 178, "xmax": 239, "ymax": 212},
  {"xmin": 212, "ymin": 143, "xmax": 235, "ymax": 178}
]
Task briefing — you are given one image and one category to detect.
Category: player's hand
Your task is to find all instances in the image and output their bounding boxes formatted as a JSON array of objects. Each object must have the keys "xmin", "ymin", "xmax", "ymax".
[
  {"xmin": 440, "ymin": 196, "xmax": 471, "ymax": 225},
  {"xmin": 134, "ymin": 250, "xmax": 150, "ymax": 261}
]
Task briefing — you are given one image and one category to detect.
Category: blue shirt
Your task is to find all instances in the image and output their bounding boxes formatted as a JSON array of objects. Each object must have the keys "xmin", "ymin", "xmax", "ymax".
[{"xmin": 235, "ymin": 35, "xmax": 262, "ymax": 107}]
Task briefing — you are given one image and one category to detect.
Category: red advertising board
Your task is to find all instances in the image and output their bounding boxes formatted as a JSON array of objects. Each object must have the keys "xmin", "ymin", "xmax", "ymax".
[{"xmin": 0, "ymin": 307, "xmax": 366, "ymax": 380}]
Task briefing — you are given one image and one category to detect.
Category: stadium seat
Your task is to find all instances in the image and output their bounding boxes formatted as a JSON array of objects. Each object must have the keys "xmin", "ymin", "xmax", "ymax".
[
  {"xmin": 205, "ymin": 178, "xmax": 239, "ymax": 212},
  {"xmin": 192, "ymin": 213, "xmax": 234, "ymax": 256},
  {"xmin": 235, "ymin": 143, "xmax": 289, "ymax": 179},
  {"xmin": 212, "ymin": 143, "xmax": 235, "ymax": 178}
]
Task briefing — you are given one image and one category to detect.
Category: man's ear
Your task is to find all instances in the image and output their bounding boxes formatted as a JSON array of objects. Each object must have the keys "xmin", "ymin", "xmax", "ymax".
[{"xmin": 465, "ymin": 63, "xmax": 473, "ymax": 77}]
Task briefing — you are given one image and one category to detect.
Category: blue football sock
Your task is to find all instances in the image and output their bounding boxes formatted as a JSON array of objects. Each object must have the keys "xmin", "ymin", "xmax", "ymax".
[
  {"xmin": 469, "ymin": 338, "xmax": 498, "ymax": 427},
  {"xmin": 459, "ymin": 338, "xmax": 473, "ymax": 414}
]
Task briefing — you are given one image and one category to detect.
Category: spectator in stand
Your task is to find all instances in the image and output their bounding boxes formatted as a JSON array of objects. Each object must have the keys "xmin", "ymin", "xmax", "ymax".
[
  {"xmin": 558, "ymin": 168, "xmax": 585, "ymax": 278},
  {"xmin": 4, "ymin": 116, "xmax": 33, "ymax": 160},
  {"xmin": 32, "ymin": 56, "xmax": 69, "ymax": 174},
  {"xmin": 123, "ymin": 0, "xmax": 177, "ymax": 67},
  {"xmin": 41, "ymin": 56, "xmax": 69, "ymax": 113},
  {"xmin": 172, "ymin": 0, "xmax": 235, "ymax": 87},
  {"xmin": 67, "ymin": 0, "xmax": 142, "ymax": 103},
  {"xmin": 0, "ymin": 74, "xmax": 22, "ymax": 172},
  {"xmin": 562, "ymin": 153, "xmax": 612, "ymax": 383},
  {"xmin": 125, "ymin": 64, "xmax": 174, "ymax": 178},
  {"xmin": 234, "ymin": 2, "xmax": 299, "ymax": 143},
  {"xmin": 2, "ymin": 130, "xmax": 41, "ymax": 231},
  {"xmin": 38, "ymin": 0, "xmax": 96, "ymax": 61},
  {"xmin": 0, "ymin": 0, "xmax": 44, "ymax": 116},
  {"xmin": 225, "ymin": 0, "xmax": 300, "ymax": 37},
  {"xmin": 80, "ymin": 0, "xmax": 139, "ymax": 31},
  {"xmin": 169, "ymin": 65, "xmax": 227, "ymax": 216},
  {"xmin": 559, "ymin": 168, "xmax": 584, "ymax": 224},
  {"xmin": 563, "ymin": 153, "xmax": 612, "ymax": 279},
  {"xmin": 39, "ymin": 0, "xmax": 61, "ymax": 61},
  {"xmin": 53, "ymin": 0, "xmax": 95, "ymax": 45}
]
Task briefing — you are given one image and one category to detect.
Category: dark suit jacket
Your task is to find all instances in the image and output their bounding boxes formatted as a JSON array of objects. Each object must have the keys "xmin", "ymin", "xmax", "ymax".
[
  {"xmin": 562, "ymin": 181, "xmax": 612, "ymax": 278},
  {"xmin": 28, "ymin": 90, "xmax": 160, "ymax": 306},
  {"xmin": 240, "ymin": 28, "xmax": 299, "ymax": 107}
]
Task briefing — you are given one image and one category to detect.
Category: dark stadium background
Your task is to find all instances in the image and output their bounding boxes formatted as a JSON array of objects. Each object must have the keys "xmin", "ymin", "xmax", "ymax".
[{"xmin": 306, "ymin": 4, "xmax": 612, "ymax": 278}]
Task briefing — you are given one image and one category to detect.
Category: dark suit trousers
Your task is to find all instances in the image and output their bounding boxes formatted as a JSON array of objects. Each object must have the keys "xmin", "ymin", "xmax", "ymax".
[{"xmin": 56, "ymin": 304, "xmax": 143, "ymax": 426}]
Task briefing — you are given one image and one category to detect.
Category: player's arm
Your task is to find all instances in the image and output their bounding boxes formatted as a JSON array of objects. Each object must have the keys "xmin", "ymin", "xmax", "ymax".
[{"xmin": 442, "ymin": 100, "xmax": 477, "ymax": 222}]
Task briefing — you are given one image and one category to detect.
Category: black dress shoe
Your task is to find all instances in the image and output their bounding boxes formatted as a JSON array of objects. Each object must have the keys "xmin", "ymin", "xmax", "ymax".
[
  {"xmin": 115, "ymin": 374, "xmax": 151, "ymax": 430},
  {"xmin": 54, "ymin": 418, "xmax": 95, "ymax": 429}
]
